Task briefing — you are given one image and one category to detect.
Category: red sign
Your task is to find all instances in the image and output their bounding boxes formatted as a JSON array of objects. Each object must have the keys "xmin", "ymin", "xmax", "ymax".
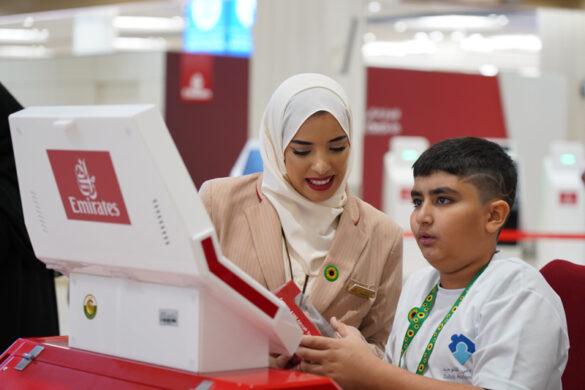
[
  {"xmin": 273, "ymin": 280, "xmax": 321, "ymax": 336},
  {"xmin": 180, "ymin": 53, "xmax": 214, "ymax": 103},
  {"xmin": 47, "ymin": 150, "xmax": 131, "ymax": 225},
  {"xmin": 559, "ymin": 191, "xmax": 577, "ymax": 205},
  {"xmin": 363, "ymin": 67, "xmax": 508, "ymax": 209},
  {"xmin": 401, "ymin": 187, "xmax": 411, "ymax": 201}
]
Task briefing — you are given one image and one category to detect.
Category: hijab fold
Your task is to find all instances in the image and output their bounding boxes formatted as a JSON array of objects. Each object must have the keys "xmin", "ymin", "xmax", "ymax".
[{"xmin": 259, "ymin": 73, "xmax": 353, "ymax": 273}]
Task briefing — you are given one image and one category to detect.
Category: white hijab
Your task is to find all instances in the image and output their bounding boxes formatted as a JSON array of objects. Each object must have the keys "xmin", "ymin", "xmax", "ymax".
[{"xmin": 259, "ymin": 73, "xmax": 353, "ymax": 273}]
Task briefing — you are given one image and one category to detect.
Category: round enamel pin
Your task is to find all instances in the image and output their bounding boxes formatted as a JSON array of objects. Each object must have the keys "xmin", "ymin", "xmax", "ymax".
[{"xmin": 324, "ymin": 265, "xmax": 339, "ymax": 281}]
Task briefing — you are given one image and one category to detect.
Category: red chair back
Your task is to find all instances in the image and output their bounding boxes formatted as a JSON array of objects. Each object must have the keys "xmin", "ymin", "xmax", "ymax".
[{"xmin": 540, "ymin": 259, "xmax": 585, "ymax": 390}]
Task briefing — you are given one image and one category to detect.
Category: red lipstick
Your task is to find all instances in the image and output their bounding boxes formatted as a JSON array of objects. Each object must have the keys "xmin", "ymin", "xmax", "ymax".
[{"xmin": 306, "ymin": 175, "xmax": 335, "ymax": 191}]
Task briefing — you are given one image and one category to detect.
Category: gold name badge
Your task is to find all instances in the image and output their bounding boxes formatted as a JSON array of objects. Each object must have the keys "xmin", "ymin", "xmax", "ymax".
[{"xmin": 347, "ymin": 283, "xmax": 376, "ymax": 299}]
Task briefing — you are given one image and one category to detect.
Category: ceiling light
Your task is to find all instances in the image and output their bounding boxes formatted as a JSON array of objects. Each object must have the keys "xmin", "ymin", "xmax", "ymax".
[
  {"xmin": 113, "ymin": 16, "xmax": 184, "ymax": 33},
  {"xmin": 368, "ymin": 1, "xmax": 382, "ymax": 13},
  {"xmin": 23, "ymin": 17, "xmax": 35, "ymax": 28},
  {"xmin": 395, "ymin": 14, "xmax": 509, "ymax": 32},
  {"xmin": 362, "ymin": 39, "xmax": 437, "ymax": 58},
  {"xmin": 461, "ymin": 34, "xmax": 541, "ymax": 52},
  {"xmin": 479, "ymin": 64, "xmax": 499, "ymax": 76},
  {"xmin": 0, "ymin": 45, "xmax": 51, "ymax": 58},
  {"xmin": 113, "ymin": 37, "xmax": 168, "ymax": 51},
  {"xmin": 414, "ymin": 32, "xmax": 429, "ymax": 40},
  {"xmin": 0, "ymin": 28, "xmax": 49, "ymax": 43}
]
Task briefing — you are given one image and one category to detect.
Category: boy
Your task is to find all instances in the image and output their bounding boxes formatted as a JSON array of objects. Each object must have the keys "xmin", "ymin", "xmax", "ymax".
[{"xmin": 297, "ymin": 137, "xmax": 568, "ymax": 390}]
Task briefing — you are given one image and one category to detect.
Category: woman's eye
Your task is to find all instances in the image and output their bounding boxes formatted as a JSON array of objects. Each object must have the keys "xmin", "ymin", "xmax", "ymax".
[
  {"xmin": 292, "ymin": 149, "xmax": 310, "ymax": 156},
  {"xmin": 412, "ymin": 198, "xmax": 422, "ymax": 208},
  {"xmin": 330, "ymin": 146, "xmax": 347, "ymax": 153}
]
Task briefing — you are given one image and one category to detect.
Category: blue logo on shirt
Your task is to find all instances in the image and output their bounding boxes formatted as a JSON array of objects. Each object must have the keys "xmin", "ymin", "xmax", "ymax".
[{"xmin": 448, "ymin": 334, "xmax": 475, "ymax": 365}]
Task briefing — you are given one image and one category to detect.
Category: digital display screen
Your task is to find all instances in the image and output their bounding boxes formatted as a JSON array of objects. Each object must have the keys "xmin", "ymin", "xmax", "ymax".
[{"xmin": 183, "ymin": 0, "xmax": 256, "ymax": 57}]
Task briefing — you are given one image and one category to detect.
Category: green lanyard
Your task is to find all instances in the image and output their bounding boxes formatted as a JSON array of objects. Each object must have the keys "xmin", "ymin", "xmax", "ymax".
[{"xmin": 398, "ymin": 262, "xmax": 490, "ymax": 375}]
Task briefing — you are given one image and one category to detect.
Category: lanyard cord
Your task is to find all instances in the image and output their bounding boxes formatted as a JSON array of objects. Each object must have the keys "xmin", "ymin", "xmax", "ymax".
[
  {"xmin": 399, "ymin": 261, "xmax": 490, "ymax": 375},
  {"xmin": 282, "ymin": 228, "xmax": 309, "ymax": 297}
]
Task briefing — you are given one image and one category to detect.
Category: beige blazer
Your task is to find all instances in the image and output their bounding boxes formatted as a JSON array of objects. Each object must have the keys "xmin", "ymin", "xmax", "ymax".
[{"xmin": 199, "ymin": 173, "xmax": 403, "ymax": 357}]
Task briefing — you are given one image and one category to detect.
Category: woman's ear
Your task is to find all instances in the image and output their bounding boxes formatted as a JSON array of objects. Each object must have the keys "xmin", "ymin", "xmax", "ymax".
[{"xmin": 486, "ymin": 200, "xmax": 510, "ymax": 233}]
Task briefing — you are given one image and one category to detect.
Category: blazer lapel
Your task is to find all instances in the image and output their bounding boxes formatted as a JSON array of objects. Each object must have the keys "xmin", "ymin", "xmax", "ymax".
[
  {"xmin": 244, "ymin": 175, "xmax": 286, "ymax": 291},
  {"xmin": 309, "ymin": 194, "xmax": 368, "ymax": 314}
]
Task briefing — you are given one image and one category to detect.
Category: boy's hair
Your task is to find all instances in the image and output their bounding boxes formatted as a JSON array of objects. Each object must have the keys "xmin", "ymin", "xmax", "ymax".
[{"xmin": 412, "ymin": 137, "xmax": 517, "ymax": 209}]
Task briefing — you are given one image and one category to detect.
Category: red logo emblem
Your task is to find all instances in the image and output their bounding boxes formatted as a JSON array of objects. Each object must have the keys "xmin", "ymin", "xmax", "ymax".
[
  {"xmin": 559, "ymin": 191, "xmax": 577, "ymax": 205},
  {"xmin": 47, "ymin": 150, "xmax": 131, "ymax": 224},
  {"xmin": 180, "ymin": 53, "xmax": 213, "ymax": 103}
]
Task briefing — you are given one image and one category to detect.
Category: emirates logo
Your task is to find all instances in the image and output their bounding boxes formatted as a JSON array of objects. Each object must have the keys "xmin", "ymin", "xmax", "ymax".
[
  {"xmin": 68, "ymin": 157, "xmax": 120, "ymax": 218},
  {"xmin": 75, "ymin": 159, "xmax": 97, "ymax": 199},
  {"xmin": 47, "ymin": 150, "xmax": 131, "ymax": 225}
]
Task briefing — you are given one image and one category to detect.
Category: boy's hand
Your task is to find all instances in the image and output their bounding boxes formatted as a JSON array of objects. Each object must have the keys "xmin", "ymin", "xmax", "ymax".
[
  {"xmin": 296, "ymin": 317, "xmax": 378, "ymax": 389},
  {"xmin": 331, "ymin": 317, "xmax": 367, "ymax": 343},
  {"xmin": 270, "ymin": 353, "xmax": 301, "ymax": 370}
]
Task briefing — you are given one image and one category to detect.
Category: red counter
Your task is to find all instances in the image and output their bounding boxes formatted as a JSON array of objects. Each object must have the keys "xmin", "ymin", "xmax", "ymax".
[{"xmin": 0, "ymin": 336, "xmax": 340, "ymax": 389}]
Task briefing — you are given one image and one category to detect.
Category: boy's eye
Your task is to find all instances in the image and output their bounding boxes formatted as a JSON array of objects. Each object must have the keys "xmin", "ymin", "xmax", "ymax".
[
  {"xmin": 436, "ymin": 197, "xmax": 451, "ymax": 205},
  {"xmin": 292, "ymin": 149, "xmax": 310, "ymax": 156},
  {"xmin": 412, "ymin": 198, "xmax": 422, "ymax": 208}
]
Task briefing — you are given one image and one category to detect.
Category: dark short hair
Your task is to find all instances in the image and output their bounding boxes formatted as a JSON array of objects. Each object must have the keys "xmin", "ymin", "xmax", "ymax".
[{"xmin": 412, "ymin": 137, "xmax": 517, "ymax": 208}]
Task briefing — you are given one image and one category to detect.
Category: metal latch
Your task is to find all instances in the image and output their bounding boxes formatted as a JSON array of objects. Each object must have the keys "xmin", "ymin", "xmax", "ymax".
[
  {"xmin": 14, "ymin": 346, "xmax": 44, "ymax": 371},
  {"xmin": 194, "ymin": 381, "xmax": 214, "ymax": 390}
]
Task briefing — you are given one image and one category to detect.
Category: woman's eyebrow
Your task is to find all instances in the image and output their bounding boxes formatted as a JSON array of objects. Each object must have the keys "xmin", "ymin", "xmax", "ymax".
[
  {"xmin": 290, "ymin": 140, "xmax": 312, "ymax": 146},
  {"xmin": 328, "ymin": 135, "xmax": 347, "ymax": 143}
]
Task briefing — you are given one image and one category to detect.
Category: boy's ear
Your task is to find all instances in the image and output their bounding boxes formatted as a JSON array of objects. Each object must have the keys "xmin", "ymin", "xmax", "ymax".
[{"xmin": 485, "ymin": 200, "xmax": 510, "ymax": 233}]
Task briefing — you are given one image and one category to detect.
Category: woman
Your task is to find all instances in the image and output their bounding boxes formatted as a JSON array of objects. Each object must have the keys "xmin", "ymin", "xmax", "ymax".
[{"xmin": 199, "ymin": 73, "xmax": 402, "ymax": 356}]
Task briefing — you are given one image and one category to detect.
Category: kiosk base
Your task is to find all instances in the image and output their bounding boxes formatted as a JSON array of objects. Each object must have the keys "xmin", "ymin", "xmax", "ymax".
[{"xmin": 0, "ymin": 336, "xmax": 340, "ymax": 389}]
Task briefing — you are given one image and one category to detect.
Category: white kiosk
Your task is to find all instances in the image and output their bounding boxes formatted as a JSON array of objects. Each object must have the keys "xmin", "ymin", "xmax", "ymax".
[
  {"xmin": 536, "ymin": 140, "xmax": 585, "ymax": 268},
  {"xmin": 382, "ymin": 136, "xmax": 429, "ymax": 281},
  {"xmin": 8, "ymin": 105, "xmax": 301, "ymax": 373}
]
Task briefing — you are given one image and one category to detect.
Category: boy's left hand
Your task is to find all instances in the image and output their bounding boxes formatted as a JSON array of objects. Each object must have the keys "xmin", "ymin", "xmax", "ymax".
[{"xmin": 296, "ymin": 317, "xmax": 378, "ymax": 389}]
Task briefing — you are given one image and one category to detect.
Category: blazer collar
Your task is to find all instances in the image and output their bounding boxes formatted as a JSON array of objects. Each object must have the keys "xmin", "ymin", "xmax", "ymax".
[
  {"xmin": 308, "ymin": 193, "xmax": 368, "ymax": 314},
  {"xmin": 244, "ymin": 174, "xmax": 286, "ymax": 291}
]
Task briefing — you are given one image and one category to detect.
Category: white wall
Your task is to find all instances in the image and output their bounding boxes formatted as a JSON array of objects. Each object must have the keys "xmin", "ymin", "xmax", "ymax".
[
  {"xmin": 538, "ymin": 8, "xmax": 585, "ymax": 148},
  {"xmin": 498, "ymin": 71, "xmax": 567, "ymax": 234},
  {"xmin": 1, "ymin": 51, "xmax": 166, "ymax": 112}
]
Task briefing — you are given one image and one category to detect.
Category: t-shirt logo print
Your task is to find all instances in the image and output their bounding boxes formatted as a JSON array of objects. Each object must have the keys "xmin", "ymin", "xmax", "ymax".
[
  {"xmin": 448, "ymin": 334, "xmax": 475, "ymax": 365},
  {"xmin": 47, "ymin": 149, "xmax": 131, "ymax": 225}
]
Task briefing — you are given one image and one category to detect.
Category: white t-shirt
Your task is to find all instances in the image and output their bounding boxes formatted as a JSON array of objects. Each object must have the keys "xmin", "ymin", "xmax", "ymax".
[{"xmin": 384, "ymin": 253, "xmax": 569, "ymax": 390}]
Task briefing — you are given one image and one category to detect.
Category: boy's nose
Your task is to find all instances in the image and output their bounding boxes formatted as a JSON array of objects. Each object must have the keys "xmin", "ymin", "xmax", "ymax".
[{"xmin": 413, "ymin": 204, "xmax": 433, "ymax": 225}]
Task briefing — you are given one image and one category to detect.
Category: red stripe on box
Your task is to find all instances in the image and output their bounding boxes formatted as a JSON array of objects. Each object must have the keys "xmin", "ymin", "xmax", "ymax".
[{"xmin": 201, "ymin": 236, "xmax": 278, "ymax": 318}]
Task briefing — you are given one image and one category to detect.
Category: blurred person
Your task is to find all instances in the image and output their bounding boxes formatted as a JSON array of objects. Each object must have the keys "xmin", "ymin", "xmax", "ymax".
[{"xmin": 0, "ymin": 82, "xmax": 59, "ymax": 352}]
